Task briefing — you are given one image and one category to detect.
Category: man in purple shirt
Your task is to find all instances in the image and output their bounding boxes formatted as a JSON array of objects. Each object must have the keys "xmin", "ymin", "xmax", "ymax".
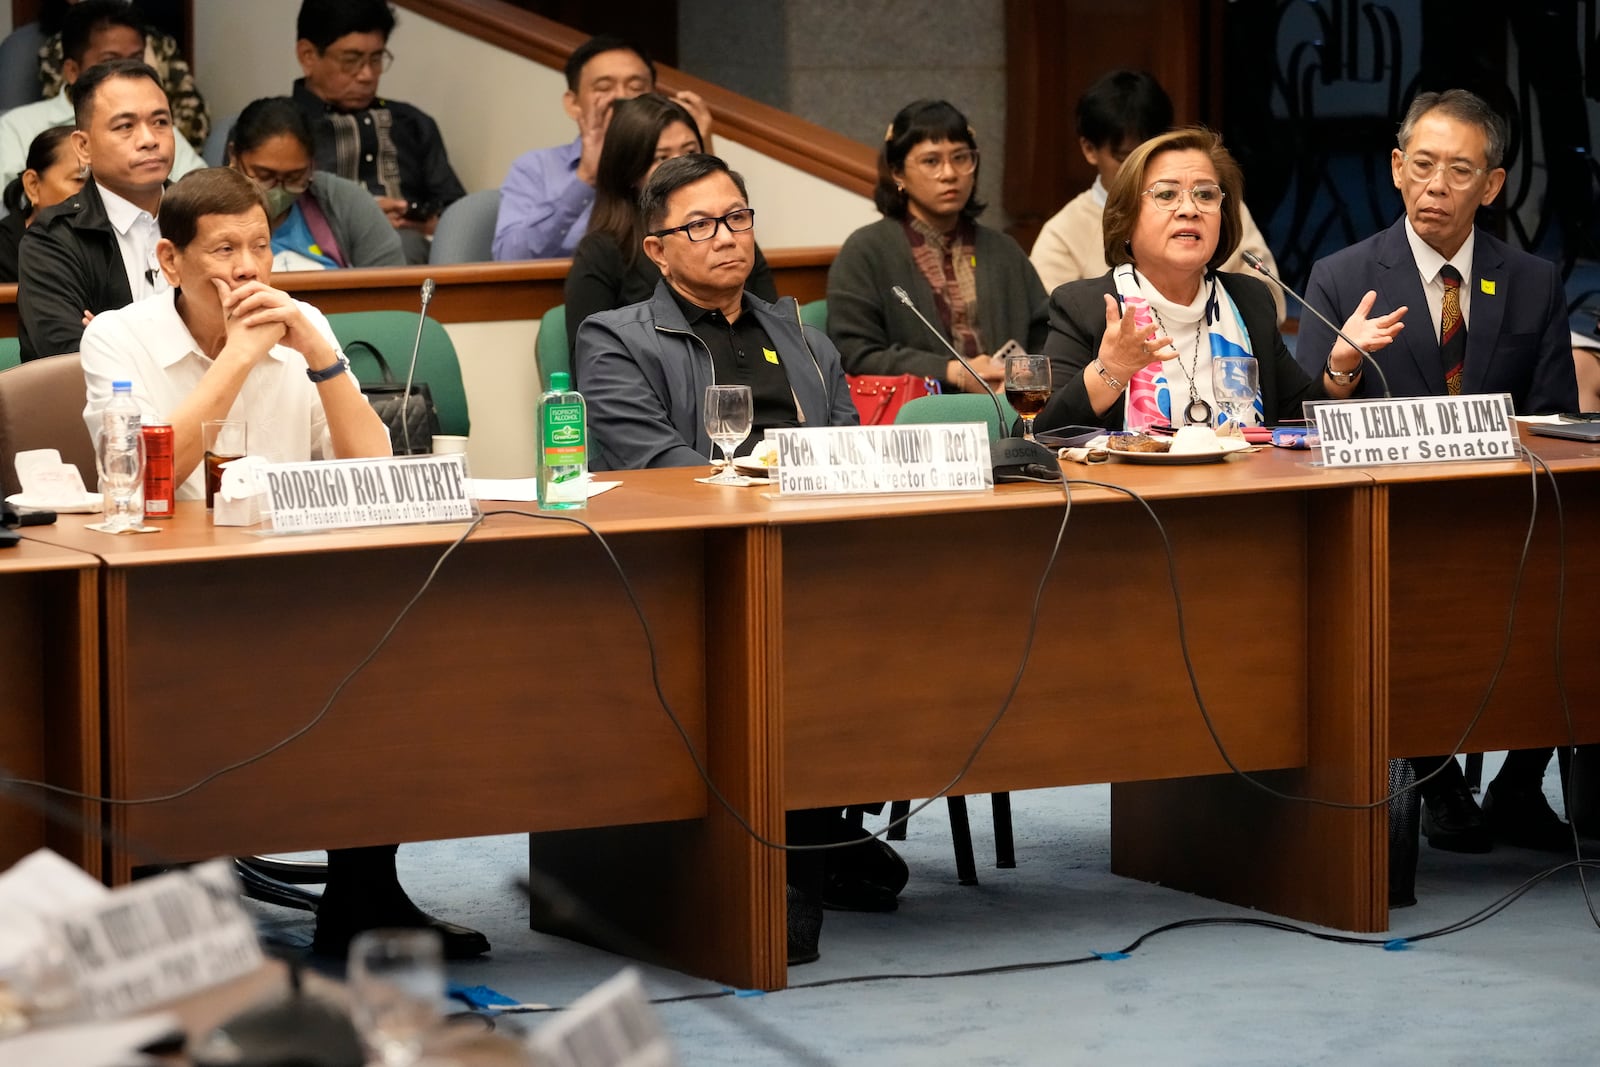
[{"xmin": 492, "ymin": 35, "xmax": 711, "ymax": 261}]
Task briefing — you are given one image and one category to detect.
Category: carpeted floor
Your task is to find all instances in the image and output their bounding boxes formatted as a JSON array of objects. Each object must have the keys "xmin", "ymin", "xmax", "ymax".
[{"xmin": 247, "ymin": 753, "xmax": 1600, "ymax": 1065}]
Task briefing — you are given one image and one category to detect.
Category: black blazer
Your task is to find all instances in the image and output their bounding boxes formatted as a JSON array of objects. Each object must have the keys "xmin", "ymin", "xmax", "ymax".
[
  {"xmin": 17, "ymin": 181, "xmax": 134, "ymax": 362},
  {"xmin": 1036, "ymin": 270, "xmax": 1324, "ymax": 431},
  {"xmin": 1295, "ymin": 217, "xmax": 1576, "ymax": 414}
]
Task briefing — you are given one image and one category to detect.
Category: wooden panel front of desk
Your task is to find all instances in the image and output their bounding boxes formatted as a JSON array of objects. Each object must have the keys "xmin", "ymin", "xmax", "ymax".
[{"xmin": 0, "ymin": 541, "xmax": 100, "ymax": 875}]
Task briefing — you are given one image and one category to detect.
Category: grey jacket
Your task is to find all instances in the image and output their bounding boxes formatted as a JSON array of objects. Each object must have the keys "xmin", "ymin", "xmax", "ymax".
[
  {"xmin": 304, "ymin": 171, "xmax": 406, "ymax": 268},
  {"xmin": 826, "ymin": 216, "xmax": 1049, "ymax": 381},
  {"xmin": 575, "ymin": 280, "xmax": 859, "ymax": 471}
]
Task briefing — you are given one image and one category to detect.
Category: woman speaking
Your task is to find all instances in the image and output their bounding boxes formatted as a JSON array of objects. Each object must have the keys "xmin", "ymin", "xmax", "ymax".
[{"xmin": 1033, "ymin": 128, "xmax": 1397, "ymax": 433}]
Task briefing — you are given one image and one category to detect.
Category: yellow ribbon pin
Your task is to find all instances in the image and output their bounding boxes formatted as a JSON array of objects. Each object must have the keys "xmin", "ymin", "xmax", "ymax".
[
  {"xmin": 763, "ymin": 348, "xmax": 779, "ymax": 365},
  {"xmin": 1480, "ymin": 279, "xmax": 1496, "ymax": 295}
]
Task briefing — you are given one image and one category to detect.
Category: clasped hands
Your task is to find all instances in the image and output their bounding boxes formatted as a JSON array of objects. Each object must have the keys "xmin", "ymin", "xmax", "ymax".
[
  {"xmin": 946, "ymin": 354, "xmax": 1006, "ymax": 394},
  {"xmin": 215, "ymin": 278, "xmax": 331, "ymax": 369}
]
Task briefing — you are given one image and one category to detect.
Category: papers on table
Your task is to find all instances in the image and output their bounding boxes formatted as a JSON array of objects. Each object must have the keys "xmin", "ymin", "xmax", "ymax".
[{"xmin": 465, "ymin": 478, "xmax": 621, "ymax": 502}]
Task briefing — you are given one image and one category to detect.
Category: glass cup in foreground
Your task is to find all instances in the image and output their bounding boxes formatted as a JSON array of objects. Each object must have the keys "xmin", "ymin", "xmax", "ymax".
[
  {"xmin": 1003, "ymin": 354, "xmax": 1052, "ymax": 441},
  {"xmin": 201, "ymin": 419, "xmax": 247, "ymax": 510},
  {"xmin": 347, "ymin": 928, "xmax": 445, "ymax": 1067},
  {"xmin": 1210, "ymin": 357, "xmax": 1259, "ymax": 437},
  {"xmin": 703, "ymin": 384, "xmax": 753, "ymax": 483}
]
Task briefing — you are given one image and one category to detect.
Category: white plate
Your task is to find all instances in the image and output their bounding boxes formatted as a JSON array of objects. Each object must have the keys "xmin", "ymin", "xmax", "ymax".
[
  {"xmin": 6, "ymin": 491, "xmax": 103, "ymax": 513},
  {"xmin": 1104, "ymin": 449, "xmax": 1234, "ymax": 465},
  {"xmin": 733, "ymin": 458, "xmax": 774, "ymax": 478}
]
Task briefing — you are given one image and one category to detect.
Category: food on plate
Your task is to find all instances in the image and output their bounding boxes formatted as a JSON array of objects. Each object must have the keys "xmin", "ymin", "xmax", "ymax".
[
  {"xmin": 1105, "ymin": 432, "xmax": 1170, "ymax": 453},
  {"xmin": 1168, "ymin": 425, "xmax": 1225, "ymax": 454},
  {"xmin": 748, "ymin": 439, "xmax": 780, "ymax": 468}
]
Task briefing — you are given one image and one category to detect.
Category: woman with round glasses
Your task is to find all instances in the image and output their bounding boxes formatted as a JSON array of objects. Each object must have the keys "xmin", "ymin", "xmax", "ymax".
[
  {"xmin": 1033, "ymin": 127, "xmax": 1396, "ymax": 433},
  {"xmin": 226, "ymin": 96, "xmax": 404, "ymax": 271},
  {"xmin": 564, "ymin": 93, "xmax": 776, "ymax": 353},
  {"xmin": 827, "ymin": 100, "xmax": 1047, "ymax": 395}
]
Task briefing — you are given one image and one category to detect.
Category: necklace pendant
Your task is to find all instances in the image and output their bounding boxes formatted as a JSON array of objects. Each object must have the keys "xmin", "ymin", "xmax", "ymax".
[{"xmin": 1183, "ymin": 397, "xmax": 1213, "ymax": 426}]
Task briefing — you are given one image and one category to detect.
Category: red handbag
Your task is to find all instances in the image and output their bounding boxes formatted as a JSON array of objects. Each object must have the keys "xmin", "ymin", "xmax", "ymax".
[{"xmin": 847, "ymin": 374, "xmax": 942, "ymax": 425}]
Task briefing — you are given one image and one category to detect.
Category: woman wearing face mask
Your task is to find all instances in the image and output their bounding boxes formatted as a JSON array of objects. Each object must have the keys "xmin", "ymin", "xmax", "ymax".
[
  {"xmin": 563, "ymin": 92, "xmax": 776, "ymax": 353},
  {"xmin": 226, "ymin": 96, "xmax": 404, "ymax": 271},
  {"xmin": 0, "ymin": 126, "xmax": 85, "ymax": 283}
]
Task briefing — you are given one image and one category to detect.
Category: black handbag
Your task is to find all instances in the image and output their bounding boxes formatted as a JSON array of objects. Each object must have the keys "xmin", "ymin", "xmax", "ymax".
[{"xmin": 343, "ymin": 340, "xmax": 440, "ymax": 456}]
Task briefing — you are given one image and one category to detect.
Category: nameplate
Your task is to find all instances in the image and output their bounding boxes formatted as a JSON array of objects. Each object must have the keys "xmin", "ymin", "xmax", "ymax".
[
  {"xmin": 1309, "ymin": 394, "xmax": 1518, "ymax": 468},
  {"xmin": 263, "ymin": 454, "xmax": 477, "ymax": 532},
  {"xmin": 46, "ymin": 859, "xmax": 263, "ymax": 1019},
  {"xmin": 771, "ymin": 424, "xmax": 992, "ymax": 496}
]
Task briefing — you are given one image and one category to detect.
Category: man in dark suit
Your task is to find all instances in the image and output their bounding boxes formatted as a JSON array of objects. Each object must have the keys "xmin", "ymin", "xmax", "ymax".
[{"xmin": 1297, "ymin": 89, "xmax": 1578, "ymax": 855}]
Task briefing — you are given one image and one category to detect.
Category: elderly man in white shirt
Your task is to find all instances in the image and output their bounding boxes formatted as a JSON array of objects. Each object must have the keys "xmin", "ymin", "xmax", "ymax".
[{"xmin": 78, "ymin": 165, "xmax": 491, "ymax": 961}]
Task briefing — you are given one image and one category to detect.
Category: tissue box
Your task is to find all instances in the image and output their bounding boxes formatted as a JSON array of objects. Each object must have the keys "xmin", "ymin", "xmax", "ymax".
[{"xmin": 213, "ymin": 457, "xmax": 266, "ymax": 527}]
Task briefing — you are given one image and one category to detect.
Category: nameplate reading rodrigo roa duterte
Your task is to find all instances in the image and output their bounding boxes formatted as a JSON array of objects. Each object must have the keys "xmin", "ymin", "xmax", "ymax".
[
  {"xmin": 1308, "ymin": 393, "xmax": 1518, "ymax": 468},
  {"xmin": 263, "ymin": 454, "xmax": 477, "ymax": 532},
  {"xmin": 770, "ymin": 424, "xmax": 993, "ymax": 496}
]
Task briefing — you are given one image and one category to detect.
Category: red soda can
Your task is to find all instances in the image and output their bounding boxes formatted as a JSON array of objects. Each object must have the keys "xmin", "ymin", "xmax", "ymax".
[{"xmin": 141, "ymin": 421, "xmax": 175, "ymax": 518}]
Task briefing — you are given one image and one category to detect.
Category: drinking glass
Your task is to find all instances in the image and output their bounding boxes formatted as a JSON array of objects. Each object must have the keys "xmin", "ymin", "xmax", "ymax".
[
  {"xmin": 703, "ymin": 385, "xmax": 753, "ymax": 483},
  {"xmin": 1003, "ymin": 354, "xmax": 1052, "ymax": 441},
  {"xmin": 201, "ymin": 419, "xmax": 248, "ymax": 510},
  {"xmin": 1211, "ymin": 357, "xmax": 1259, "ymax": 437},
  {"xmin": 346, "ymin": 929, "xmax": 445, "ymax": 1067}
]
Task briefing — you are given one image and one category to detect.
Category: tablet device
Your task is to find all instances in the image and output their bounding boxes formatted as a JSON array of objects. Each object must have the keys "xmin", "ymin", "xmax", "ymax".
[{"xmin": 1528, "ymin": 421, "xmax": 1600, "ymax": 442}]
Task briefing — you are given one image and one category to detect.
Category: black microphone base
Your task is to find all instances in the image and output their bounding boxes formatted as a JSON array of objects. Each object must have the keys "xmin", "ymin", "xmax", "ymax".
[{"xmin": 992, "ymin": 437, "xmax": 1062, "ymax": 483}]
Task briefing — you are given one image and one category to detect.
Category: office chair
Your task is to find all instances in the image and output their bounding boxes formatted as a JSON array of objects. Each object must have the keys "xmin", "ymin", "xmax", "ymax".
[
  {"xmin": 0, "ymin": 353, "xmax": 96, "ymax": 498},
  {"xmin": 325, "ymin": 311, "xmax": 471, "ymax": 437},
  {"xmin": 429, "ymin": 189, "xmax": 501, "ymax": 265},
  {"xmin": 535, "ymin": 305, "xmax": 569, "ymax": 392}
]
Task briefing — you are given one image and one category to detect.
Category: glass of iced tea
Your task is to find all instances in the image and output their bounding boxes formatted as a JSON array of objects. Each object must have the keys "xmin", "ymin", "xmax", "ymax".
[
  {"xmin": 201, "ymin": 419, "xmax": 247, "ymax": 510},
  {"xmin": 1003, "ymin": 354, "xmax": 1052, "ymax": 441}
]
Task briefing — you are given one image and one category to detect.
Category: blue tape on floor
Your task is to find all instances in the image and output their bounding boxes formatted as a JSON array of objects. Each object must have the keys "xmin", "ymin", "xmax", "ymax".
[
  {"xmin": 1383, "ymin": 939, "xmax": 1411, "ymax": 952},
  {"xmin": 1092, "ymin": 951, "xmax": 1130, "ymax": 961}
]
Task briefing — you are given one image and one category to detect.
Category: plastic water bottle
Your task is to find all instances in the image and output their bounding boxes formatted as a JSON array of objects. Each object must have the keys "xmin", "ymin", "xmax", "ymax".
[
  {"xmin": 98, "ymin": 381, "xmax": 145, "ymax": 531},
  {"xmin": 538, "ymin": 372, "xmax": 587, "ymax": 510}
]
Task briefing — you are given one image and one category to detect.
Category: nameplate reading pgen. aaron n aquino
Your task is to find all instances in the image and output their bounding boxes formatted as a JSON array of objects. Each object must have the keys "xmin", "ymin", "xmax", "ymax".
[
  {"xmin": 1308, "ymin": 394, "xmax": 1518, "ymax": 468},
  {"xmin": 262, "ymin": 454, "xmax": 477, "ymax": 533},
  {"xmin": 770, "ymin": 424, "xmax": 993, "ymax": 497}
]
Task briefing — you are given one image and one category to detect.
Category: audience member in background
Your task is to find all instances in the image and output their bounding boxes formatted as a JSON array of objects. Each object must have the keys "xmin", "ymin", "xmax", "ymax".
[
  {"xmin": 1029, "ymin": 69, "xmax": 1285, "ymax": 324},
  {"xmin": 17, "ymin": 59, "xmax": 179, "ymax": 362},
  {"xmin": 78, "ymin": 167, "xmax": 487, "ymax": 960},
  {"xmin": 563, "ymin": 93, "xmax": 773, "ymax": 354},
  {"xmin": 34, "ymin": 0, "xmax": 210, "ymax": 150},
  {"xmin": 827, "ymin": 100, "xmax": 1047, "ymax": 396},
  {"xmin": 227, "ymin": 96, "xmax": 405, "ymax": 271},
  {"xmin": 494, "ymin": 34, "xmax": 712, "ymax": 261},
  {"xmin": 0, "ymin": 127, "xmax": 85, "ymax": 283},
  {"xmin": 1033, "ymin": 128, "xmax": 1395, "ymax": 435},
  {"xmin": 291, "ymin": 0, "xmax": 464, "ymax": 264},
  {"xmin": 576, "ymin": 153, "xmax": 884, "ymax": 964},
  {"xmin": 1296, "ymin": 90, "xmax": 1578, "ymax": 856},
  {"xmin": 0, "ymin": 0, "xmax": 205, "ymax": 192}
]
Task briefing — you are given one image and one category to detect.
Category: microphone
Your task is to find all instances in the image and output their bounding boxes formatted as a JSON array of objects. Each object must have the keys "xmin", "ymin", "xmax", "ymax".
[
  {"xmin": 1239, "ymin": 252, "xmax": 1392, "ymax": 398},
  {"xmin": 890, "ymin": 286, "xmax": 1061, "ymax": 483},
  {"xmin": 399, "ymin": 277, "xmax": 437, "ymax": 455}
]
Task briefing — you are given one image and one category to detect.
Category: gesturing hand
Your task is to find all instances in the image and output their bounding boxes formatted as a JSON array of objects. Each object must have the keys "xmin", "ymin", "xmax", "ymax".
[
  {"xmin": 1332, "ymin": 289, "xmax": 1407, "ymax": 369},
  {"xmin": 1097, "ymin": 293, "xmax": 1174, "ymax": 382}
]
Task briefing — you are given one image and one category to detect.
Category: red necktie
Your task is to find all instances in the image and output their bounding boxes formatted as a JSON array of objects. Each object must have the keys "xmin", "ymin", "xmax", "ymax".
[{"xmin": 1439, "ymin": 265, "xmax": 1466, "ymax": 395}]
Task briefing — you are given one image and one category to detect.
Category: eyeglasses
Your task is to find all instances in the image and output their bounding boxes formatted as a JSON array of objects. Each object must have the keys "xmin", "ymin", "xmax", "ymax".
[
  {"xmin": 1401, "ymin": 152, "xmax": 1490, "ymax": 189},
  {"xmin": 242, "ymin": 167, "xmax": 312, "ymax": 195},
  {"xmin": 327, "ymin": 48, "xmax": 394, "ymax": 74},
  {"xmin": 907, "ymin": 148, "xmax": 978, "ymax": 178},
  {"xmin": 1142, "ymin": 181, "xmax": 1226, "ymax": 213},
  {"xmin": 650, "ymin": 208, "xmax": 756, "ymax": 242}
]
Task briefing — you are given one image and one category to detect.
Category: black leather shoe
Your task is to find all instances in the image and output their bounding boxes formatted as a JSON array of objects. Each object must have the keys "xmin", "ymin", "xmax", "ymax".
[
  {"xmin": 1483, "ymin": 783, "xmax": 1573, "ymax": 852},
  {"xmin": 787, "ymin": 885, "xmax": 822, "ymax": 966},
  {"xmin": 1420, "ymin": 784, "xmax": 1492, "ymax": 853},
  {"xmin": 821, "ymin": 837, "xmax": 908, "ymax": 912},
  {"xmin": 312, "ymin": 902, "xmax": 491, "ymax": 961}
]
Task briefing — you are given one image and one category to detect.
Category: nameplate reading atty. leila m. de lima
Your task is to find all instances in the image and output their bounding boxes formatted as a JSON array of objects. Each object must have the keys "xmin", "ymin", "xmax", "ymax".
[
  {"xmin": 263, "ymin": 454, "xmax": 478, "ymax": 533},
  {"xmin": 770, "ymin": 424, "xmax": 993, "ymax": 496},
  {"xmin": 1307, "ymin": 393, "xmax": 1518, "ymax": 469}
]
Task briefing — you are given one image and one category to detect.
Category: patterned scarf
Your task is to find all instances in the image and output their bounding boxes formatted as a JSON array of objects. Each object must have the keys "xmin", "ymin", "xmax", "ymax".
[{"xmin": 903, "ymin": 217, "xmax": 982, "ymax": 359}]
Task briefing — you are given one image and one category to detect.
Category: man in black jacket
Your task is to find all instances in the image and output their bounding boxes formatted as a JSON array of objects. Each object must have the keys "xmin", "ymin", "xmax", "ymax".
[{"xmin": 17, "ymin": 58, "xmax": 174, "ymax": 362}]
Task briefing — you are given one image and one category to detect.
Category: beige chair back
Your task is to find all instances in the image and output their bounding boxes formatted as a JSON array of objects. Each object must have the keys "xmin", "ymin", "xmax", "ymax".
[{"xmin": 0, "ymin": 354, "xmax": 94, "ymax": 499}]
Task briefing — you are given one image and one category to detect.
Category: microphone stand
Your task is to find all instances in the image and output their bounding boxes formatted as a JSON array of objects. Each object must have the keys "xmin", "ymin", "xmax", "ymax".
[
  {"xmin": 399, "ymin": 278, "xmax": 437, "ymax": 455},
  {"xmin": 1240, "ymin": 253, "xmax": 1392, "ymax": 398},
  {"xmin": 890, "ymin": 286, "xmax": 1061, "ymax": 482}
]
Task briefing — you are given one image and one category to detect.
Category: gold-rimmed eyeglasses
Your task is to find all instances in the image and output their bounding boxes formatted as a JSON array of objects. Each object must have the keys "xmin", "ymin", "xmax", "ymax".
[
  {"xmin": 328, "ymin": 48, "xmax": 394, "ymax": 74},
  {"xmin": 907, "ymin": 148, "xmax": 978, "ymax": 178},
  {"xmin": 1142, "ymin": 181, "xmax": 1226, "ymax": 214},
  {"xmin": 1400, "ymin": 152, "xmax": 1490, "ymax": 189}
]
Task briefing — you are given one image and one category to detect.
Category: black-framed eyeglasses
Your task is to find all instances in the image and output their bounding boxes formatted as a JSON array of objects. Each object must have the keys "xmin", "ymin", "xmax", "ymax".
[
  {"xmin": 328, "ymin": 48, "xmax": 394, "ymax": 74},
  {"xmin": 242, "ymin": 167, "xmax": 313, "ymax": 195},
  {"xmin": 650, "ymin": 208, "xmax": 756, "ymax": 242}
]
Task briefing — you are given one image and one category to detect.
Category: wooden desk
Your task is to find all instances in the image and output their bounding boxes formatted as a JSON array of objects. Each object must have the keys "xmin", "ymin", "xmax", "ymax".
[
  {"xmin": 0, "ymin": 535, "xmax": 100, "ymax": 875},
  {"xmin": 37, "ymin": 439, "xmax": 1595, "ymax": 991}
]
